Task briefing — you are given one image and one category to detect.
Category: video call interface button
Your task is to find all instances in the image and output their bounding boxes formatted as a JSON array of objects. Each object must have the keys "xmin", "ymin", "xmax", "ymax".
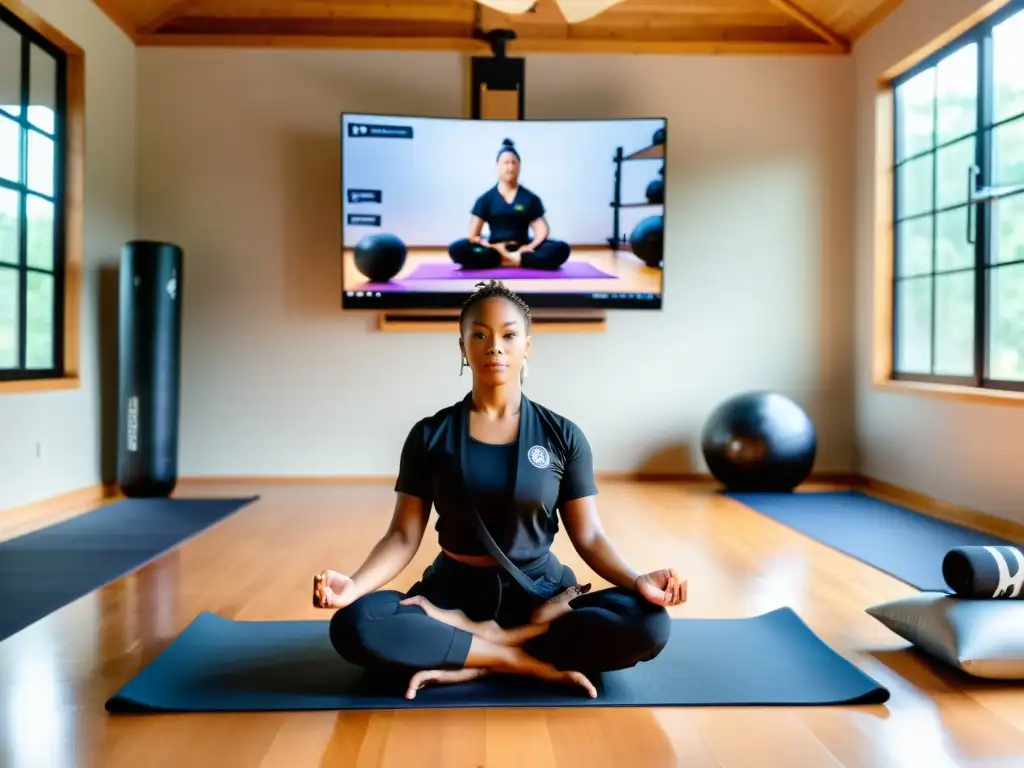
[
  {"xmin": 347, "ymin": 189, "xmax": 382, "ymax": 204},
  {"xmin": 347, "ymin": 123, "xmax": 414, "ymax": 139}
]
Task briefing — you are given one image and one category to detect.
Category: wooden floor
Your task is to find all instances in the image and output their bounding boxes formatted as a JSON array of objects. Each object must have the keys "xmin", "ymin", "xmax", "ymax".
[
  {"xmin": 342, "ymin": 248, "xmax": 663, "ymax": 294},
  {"xmin": 2, "ymin": 480, "xmax": 1024, "ymax": 768}
]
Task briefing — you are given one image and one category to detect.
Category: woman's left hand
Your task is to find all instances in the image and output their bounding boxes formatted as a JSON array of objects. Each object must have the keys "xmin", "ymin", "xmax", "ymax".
[{"xmin": 635, "ymin": 568, "xmax": 687, "ymax": 607}]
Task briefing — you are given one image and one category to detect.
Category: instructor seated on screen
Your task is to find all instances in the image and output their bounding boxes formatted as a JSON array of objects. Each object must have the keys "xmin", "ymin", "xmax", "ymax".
[
  {"xmin": 448, "ymin": 139, "xmax": 572, "ymax": 271},
  {"xmin": 312, "ymin": 280, "xmax": 686, "ymax": 700}
]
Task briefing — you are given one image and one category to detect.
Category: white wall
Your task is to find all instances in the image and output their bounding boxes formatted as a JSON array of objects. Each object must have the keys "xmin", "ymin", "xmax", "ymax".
[
  {"xmin": 135, "ymin": 48, "xmax": 855, "ymax": 479},
  {"xmin": 854, "ymin": 0, "xmax": 1024, "ymax": 523},
  {"xmin": 0, "ymin": 0, "xmax": 134, "ymax": 511},
  {"xmin": 341, "ymin": 113, "xmax": 665, "ymax": 247}
]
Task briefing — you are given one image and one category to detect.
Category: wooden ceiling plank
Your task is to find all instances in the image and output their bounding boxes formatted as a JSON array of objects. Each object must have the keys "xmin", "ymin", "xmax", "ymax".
[
  {"xmin": 176, "ymin": 0, "xmax": 476, "ymax": 22},
  {"xmin": 139, "ymin": 0, "xmax": 203, "ymax": 34},
  {"xmin": 157, "ymin": 16, "xmax": 477, "ymax": 39},
  {"xmin": 848, "ymin": 0, "xmax": 904, "ymax": 41},
  {"xmin": 765, "ymin": 0, "xmax": 849, "ymax": 51}
]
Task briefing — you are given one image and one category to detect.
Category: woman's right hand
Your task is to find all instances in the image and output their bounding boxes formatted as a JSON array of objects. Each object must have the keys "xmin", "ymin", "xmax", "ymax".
[{"xmin": 313, "ymin": 570, "xmax": 361, "ymax": 609}]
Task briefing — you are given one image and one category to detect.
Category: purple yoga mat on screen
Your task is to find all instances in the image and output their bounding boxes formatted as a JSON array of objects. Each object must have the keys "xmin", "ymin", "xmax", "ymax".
[{"xmin": 404, "ymin": 262, "xmax": 615, "ymax": 281}]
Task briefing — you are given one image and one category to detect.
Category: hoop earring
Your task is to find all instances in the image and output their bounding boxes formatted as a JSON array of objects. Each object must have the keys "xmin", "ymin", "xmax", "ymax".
[
  {"xmin": 520, "ymin": 358, "xmax": 529, "ymax": 383},
  {"xmin": 460, "ymin": 356, "xmax": 468, "ymax": 376}
]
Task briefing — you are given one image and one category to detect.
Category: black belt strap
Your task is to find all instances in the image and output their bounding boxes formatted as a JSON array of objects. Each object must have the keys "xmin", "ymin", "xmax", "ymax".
[{"xmin": 469, "ymin": 504, "xmax": 544, "ymax": 598}]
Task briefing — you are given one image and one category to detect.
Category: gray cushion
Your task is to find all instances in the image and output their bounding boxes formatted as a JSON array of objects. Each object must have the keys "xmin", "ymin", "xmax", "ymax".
[{"xmin": 866, "ymin": 592, "xmax": 1024, "ymax": 679}]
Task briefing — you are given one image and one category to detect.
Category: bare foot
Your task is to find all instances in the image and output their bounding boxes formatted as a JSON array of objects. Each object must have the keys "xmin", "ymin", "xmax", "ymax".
[
  {"xmin": 405, "ymin": 668, "xmax": 490, "ymax": 699},
  {"xmin": 401, "ymin": 595, "xmax": 552, "ymax": 647},
  {"xmin": 498, "ymin": 646, "xmax": 597, "ymax": 698},
  {"xmin": 530, "ymin": 583, "xmax": 591, "ymax": 625}
]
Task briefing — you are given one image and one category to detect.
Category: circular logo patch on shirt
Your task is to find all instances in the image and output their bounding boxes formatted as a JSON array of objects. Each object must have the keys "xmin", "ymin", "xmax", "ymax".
[{"xmin": 527, "ymin": 444, "xmax": 550, "ymax": 469}]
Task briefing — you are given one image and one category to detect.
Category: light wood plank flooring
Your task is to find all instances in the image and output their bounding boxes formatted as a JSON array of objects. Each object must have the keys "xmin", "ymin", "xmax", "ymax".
[{"xmin": 1, "ymin": 480, "xmax": 1023, "ymax": 768}]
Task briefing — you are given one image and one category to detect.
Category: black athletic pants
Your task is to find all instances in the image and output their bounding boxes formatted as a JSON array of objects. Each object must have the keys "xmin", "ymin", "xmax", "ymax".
[
  {"xmin": 329, "ymin": 552, "xmax": 671, "ymax": 676},
  {"xmin": 448, "ymin": 238, "xmax": 572, "ymax": 270}
]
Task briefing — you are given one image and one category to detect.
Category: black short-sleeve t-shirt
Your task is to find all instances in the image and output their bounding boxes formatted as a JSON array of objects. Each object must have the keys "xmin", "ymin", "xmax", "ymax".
[
  {"xmin": 393, "ymin": 403, "xmax": 599, "ymax": 562},
  {"xmin": 471, "ymin": 185, "xmax": 545, "ymax": 244}
]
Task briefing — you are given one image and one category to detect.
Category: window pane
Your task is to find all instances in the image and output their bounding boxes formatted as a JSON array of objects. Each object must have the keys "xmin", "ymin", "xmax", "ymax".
[
  {"xmin": 992, "ymin": 115, "xmax": 1024, "ymax": 187},
  {"xmin": 0, "ymin": 187, "xmax": 18, "ymax": 265},
  {"xmin": 989, "ymin": 262, "xmax": 1024, "ymax": 381},
  {"xmin": 936, "ymin": 42, "xmax": 977, "ymax": 144},
  {"xmin": 897, "ymin": 215, "xmax": 932, "ymax": 277},
  {"xmin": 897, "ymin": 154, "xmax": 934, "ymax": 218},
  {"xmin": 28, "ymin": 43, "xmax": 56, "ymax": 135},
  {"xmin": 26, "ymin": 194, "xmax": 52, "ymax": 270},
  {"xmin": 993, "ymin": 191, "xmax": 1024, "ymax": 265},
  {"xmin": 895, "ymin": 276, "xmax": 933, "ymax": 373},
  {"xmin": 0, "ymin": 264, "xmax": 17, "ymax": 368},
  {"xmin": 993, "ymin": 8, "xmax": 1024, "ymax": 124},
  {"xmin": 25, "ymin": 270, "xmax": 53, "ymax": 369},
  {"xmin": 897, "ymin": 67, "xmax": 935, "ymax": 160},
  {"xmin": 26, "ymin": 129, "xmax": 52, "ymax": 197},
  {"xmin": 936, "ymin": 136, "xmax": 975, "ymax": 208},
  {"xmin": 936, "ymin": 206, "xmax": 974, "ymax": 271},
  {"xmin": 0, "ymin": 20, "xmax": 20, "ymax": 118},
  {"xmin": 934, "ymin": 271, "xmax": 974, "ymax": 376},
  {"xmin": 0, "ymin": 112, "xmax": 20, "ymax": 183}
]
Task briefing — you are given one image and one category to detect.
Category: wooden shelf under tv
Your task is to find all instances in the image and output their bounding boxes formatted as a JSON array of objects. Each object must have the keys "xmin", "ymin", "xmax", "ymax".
[{"xmin": 377, "ymin": 308, "xmax": 607, "ymax": 334}]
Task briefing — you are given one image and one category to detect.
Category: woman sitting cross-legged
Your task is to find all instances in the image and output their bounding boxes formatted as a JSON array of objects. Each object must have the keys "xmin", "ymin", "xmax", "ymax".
[
  {"xmin": 313, "ymin": 280, "xmax": 686, "ymax": 699},
  {"xmin": 447, "ymin": 138, "xmax": 572, "ymax": 271}
]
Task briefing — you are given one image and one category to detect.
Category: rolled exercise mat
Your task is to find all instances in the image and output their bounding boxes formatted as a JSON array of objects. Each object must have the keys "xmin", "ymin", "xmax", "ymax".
[
  {"xmin": 117, "ymin": 240, "xmax": 184, "ymax": 498},
  {"xmin": 725, "ymin": 491, "xmax": 1016, "ymax": 593},
  {"xmin": 943, "ymin": 546, "xmax": 1024, "ymax": 598},
  {"xmin": 105, "ymin": 607, "xmax": 889, "ymax": 713}
]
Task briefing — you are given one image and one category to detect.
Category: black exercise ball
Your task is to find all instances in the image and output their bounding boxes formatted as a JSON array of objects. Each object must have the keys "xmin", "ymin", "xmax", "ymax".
[
  {"xmin": 629, "ymin": 215, "xmax": 663, "ymax": 268},
  {"xmin": 701, "ymin": 392, "xmax": 817, "ymax": 492},
  {"xmin": 354, "ymin": 233, "xmax": 406, "ymax": 282},
  {"xmin": 645, "ymin": 178, "xmax": 664, "ymax": 204},
  {"xmin": 653, "ymin": 127, "xmax": 666, "ymax": 146}
]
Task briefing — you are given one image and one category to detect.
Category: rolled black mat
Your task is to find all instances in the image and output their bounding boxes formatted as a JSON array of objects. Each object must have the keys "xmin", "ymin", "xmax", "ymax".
[
  {"xmin": 105, "ymin": 607, "xmax": 889, "ymax": 712},
  {"xmin": 0, "ymin": 496, "xmax": 257, "ymax": 643},
  {"xmin": 943, "ymin": 545, "xmax": 1024, "ymax": 599}
]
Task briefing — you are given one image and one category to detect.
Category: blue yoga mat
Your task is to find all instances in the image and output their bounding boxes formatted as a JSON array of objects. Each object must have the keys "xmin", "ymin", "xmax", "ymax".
[
  {"xmin": 0, "ymin": 496, "xmax": 257, "ymax": 643},
  {"xmin": 726, "ymin": 490, "xmax": 1016, "ymax": 593},
  {"xmin": 104, "ymin": 607, "xmax": 889, "ymax": 712}
]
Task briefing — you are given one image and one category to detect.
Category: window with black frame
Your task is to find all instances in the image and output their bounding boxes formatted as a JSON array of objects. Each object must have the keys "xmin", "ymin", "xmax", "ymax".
[
  {"xmin": 890, "ymin": 0, "xmax": 1024, "ymax": 391},
  {"xmin": 0, "ymin": 5, "xmax": 67, "ymax": 382}
]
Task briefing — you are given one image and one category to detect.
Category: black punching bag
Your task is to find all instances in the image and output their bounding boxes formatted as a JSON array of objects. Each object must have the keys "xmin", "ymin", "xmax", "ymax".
[{"xmin": 117, "ymin": 240, "xmax": 183, "ymax": 498}]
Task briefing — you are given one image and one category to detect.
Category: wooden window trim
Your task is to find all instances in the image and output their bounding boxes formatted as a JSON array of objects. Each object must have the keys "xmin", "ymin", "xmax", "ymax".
[
  {"xmin": 0, "ymin": 0, "xmax": 83, "ymax": 395},
  {"xmin": 871, "ymin": 0, "xmax": 1024, "ymax": 407}
]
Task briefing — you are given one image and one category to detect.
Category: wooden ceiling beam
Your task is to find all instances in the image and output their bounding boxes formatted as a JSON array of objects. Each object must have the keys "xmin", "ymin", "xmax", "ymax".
[
  {"xmin": 133, "ymin": 31, "xmax": 842, "ymax": 56},
  {"xmin": 766, "ymin": 0, "xmax": 849, "ymax": 51},
  {"xmin": 89, "ymin": 0, "xmax": 138, "ymax": 42},
  {"xmin": 138, "ymin": 0, "xmax": 203, "ymax": 34}
]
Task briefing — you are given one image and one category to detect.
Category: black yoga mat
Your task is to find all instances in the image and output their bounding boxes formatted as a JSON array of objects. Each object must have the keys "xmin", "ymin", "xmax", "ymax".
[
  {"xmin": 104, "ymin": 607, "xmax": 889, "ymax": 713},
  {"xmin": 726, "ymin": 490, "xmax": 1016, "ymax": 593},
  {"xmin": 0, "ymin": 496, "xmax": 257, "ymax": 643}
]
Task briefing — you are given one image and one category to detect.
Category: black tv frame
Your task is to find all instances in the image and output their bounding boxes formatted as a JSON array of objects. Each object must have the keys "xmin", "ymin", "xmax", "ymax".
[{"xmin": 340, "ymin": 113, "xmax": 668, "ymax": 312}]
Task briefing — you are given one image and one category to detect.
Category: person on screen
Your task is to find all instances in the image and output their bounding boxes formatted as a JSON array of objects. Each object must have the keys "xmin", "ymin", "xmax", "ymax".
[
  {"xmin": 312, "ymin": 281, "xmax": 683, "ymax": 699},
  {"xmin": 448, "ymin": 139, "xmax": 572, "ymax": 271}
]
